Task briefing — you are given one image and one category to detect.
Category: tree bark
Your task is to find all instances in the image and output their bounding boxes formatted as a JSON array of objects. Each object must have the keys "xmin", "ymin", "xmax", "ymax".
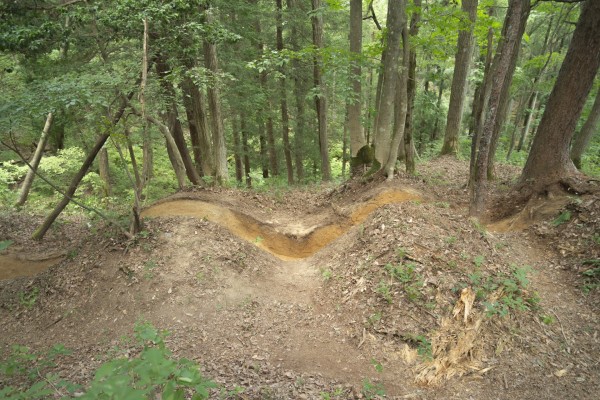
[
  {"xmin": 348, "ymin": 0, "xmax": 367, "ymax": 172},
  {"xmin": 33, "ymin": 93, "xmax": 133, "ymax": 240},
  {"xmin": 232, "ymin": 115, "xmax": 244, "ymax": 183},
  {"xmin": 287, "ymin": 0, "xmax": 306, "ymax": 181},
  {"xmin": 403, "ymin": 0, "xmax": 422, "ymax": 175},
  {"xmin": 276, "ymin": 0, "xmax": 294, "ymax": 184},
  {"xmin": 440, "ymin": 0, "xmax": 478, "ymax": 156},
  {"xmin": 181, "ymin": 76, "xmax": 214, "ymax": 177},
  {"xmin": 311, "ymin": 0, "xmax": 331, "ymax": 181},
  {"xmin": 571, "ymin": 87, "xmax": 600, "ymax": 170},
  {"xmin": 521, "ymin": 0, "xmax": 600, "ymax": 188},
  {"xmin": 470, "ymin": 0, "xmax": 531, "ymax": 216},
  {"xmin": 98, "ymin": 147, "xmax": 111, "ymax": 197},
  {"xmin": 203, "ymin": 12, "xmax": 228, "ymax": 185},
  {"xmin": 517, "ymin": 91, "xmax": 538, "ymax": 152},
  {"xmin": 155, "ymin": 57, "xmax": 202, "ymax": 186},
  {"xmin": 372, "ymin": 0, "xmax": 404, "ymax": 172},
  {"xmin": 241, "ymin": 116, "xmax": 252, "ymax": 188},
  {"xmin": 16, "ymin": 112, "xmax": 53, "ymax": 206},
  {"xmin": 385, "ymin": 16, "xmax": 409, "ymax": 178}
]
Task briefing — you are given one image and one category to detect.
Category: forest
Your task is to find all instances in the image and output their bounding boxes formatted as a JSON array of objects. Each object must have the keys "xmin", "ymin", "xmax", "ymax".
[{"xmin": 0, "ymin": 0, "xmax": 599, "ymax": 399}]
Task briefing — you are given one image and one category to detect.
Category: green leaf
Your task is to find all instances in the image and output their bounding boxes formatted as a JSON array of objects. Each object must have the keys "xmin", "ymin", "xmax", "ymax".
[{"xmin": 0, "ymin": 240, "xmax": 13, "ymax": 252}]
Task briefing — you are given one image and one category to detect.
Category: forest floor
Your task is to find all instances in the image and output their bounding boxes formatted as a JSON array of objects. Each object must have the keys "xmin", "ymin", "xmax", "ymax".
[{"xmin": 1, "ymin": 157, "xmax": 599, "ymax": 399}]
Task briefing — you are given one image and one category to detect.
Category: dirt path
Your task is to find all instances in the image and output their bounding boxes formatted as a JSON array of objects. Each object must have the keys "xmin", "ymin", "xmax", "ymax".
[{"xmin": 0, "ymin": 174, "xmax": 598, "ymax": 399}]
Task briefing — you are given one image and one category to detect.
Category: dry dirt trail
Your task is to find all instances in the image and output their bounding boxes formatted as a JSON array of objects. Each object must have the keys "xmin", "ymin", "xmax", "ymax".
[{"xmin": 0, "ymin": 169, "xmax": 598, "ymax": 399}]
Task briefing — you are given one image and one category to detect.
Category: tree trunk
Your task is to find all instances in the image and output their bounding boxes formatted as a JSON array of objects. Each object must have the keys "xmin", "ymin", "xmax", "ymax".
[
  {"xmin": 241, "ymin": 116, "xmax": 252, "ymax": 188},
  {"xmin": 16, "ymin": 112, "xmax": 53, "ymax": 206},
  {"xmin": 98, "ymin": 147, "xmax": 111, "ymax": 197},
  {"xmin": 311, "ymin": 0, "xmax": 331, "ymax": 181},
  {"xmin": 181, "ymin": 76, "xmax": 214, "ymax": 176},
  {"xmin": 486, "ymin": 4, "xmax": 529, "ymax": 180},
  {"xmin": 232, "ymin": 115, "xmax": 244, "ymax": 183},
  {"xmin": 155, "ymin": 58, "xmax": 202, "ymax": 185},
  {"xmin": 385, "ymin": 17, "xmax": 409, "ymax": 178},
  {"xmin": 372, "ymin": 0, "xmax": 404, "ymax": 172},
  {"xmin": 470, "ymin": 0, "xmax": 531, "ymax": 216},
  {"xmin": 431, "ymin": 71, "xmax": 445, "ymax": 143},
  {"xmin": 521, "ymin": 0, "xmax": 600, "ymax": 188},
  {"xmin": 276, "ymin": 0, "xmax": 294, "ymax": 184},
  {"xmin": 403, "ymin": 0, "xmax": 422, "ymax": 175},
  {"xmin": 517, "ymin": 91, "xmax": 538, "ymax": 152},
  {"xmin": 288, "ymin": 0, "xmax": 306, "ymax": 181},
  {"xmin": 440, "ymin": 0, "xmax": 478, "ymax": 156},
  {"xmin": 571, "ymin": 87, "xmax": 600, "ymax": 170},
  {"xmin": 33, "ymin": 92, "xmax": 133, "ymax": 240},
  {"xmin": 348, "ymin": 0, "xmax": 367, "ymax": 172},
  {"xmin": 203, "ymin": 18, "xmax": 228, "ymax": 185}
]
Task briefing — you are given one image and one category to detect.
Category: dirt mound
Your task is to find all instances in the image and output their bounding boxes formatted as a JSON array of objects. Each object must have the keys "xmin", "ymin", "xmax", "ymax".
[
  {"xmin": 141, "ymin": 188, "xmax": 422, "ymax": 260},
  {"xmin": 1, "ymin": 161, "xmax": 598, "ymax": 399}
]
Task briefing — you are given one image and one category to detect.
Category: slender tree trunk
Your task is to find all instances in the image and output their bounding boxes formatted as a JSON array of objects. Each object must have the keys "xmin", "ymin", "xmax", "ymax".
[
  {"xmin": 181, "ymin": 76, "xmax": 214, "ymax": 176},
  {"xmin": 486, "ymin": 4, "xmax": 529, "ymax": 179},
  {"xmin": 258, "ymin": 120, "xmax": 269, "ymax": 178},
  {"xmin": 348, "ymin": 0, "xmax": 367, "ymax": 173},
  {"xmin": 98, "ymin": 147, "xmax": 111, "ymax": 197},
  {"xmin": 232, "ymin": 116, "xmax": 244, "ymax": 183},
  {"xmin": 155, "ymin": 57, "xmax": 202, "ymax": 185},
  {"xmin": 311, "ymin": 0, "xmax": 331, "ymax": 181},
  {"xmin": 469, "ymin": 5, "xmax": 495, "ymax": 187},
  {"xmin": 241, "ymin": 116, "xmax": 252, "ymax": 188},
  {"xmin": 571, "ymin": 87, "xmax": 600, "ymax": 170},
  {"xmin": 16, "ymin": 112, "xmax": 53, "ymax": 206},
  {"xmin": 440, "ymin": 0, "xmax": 478, "ymax": 156},
  {"xmin": 517, "ymin": 91, "xmax": 538, "ymax": 152},
  {"xmin": 385, "ymin": 17, "xmax": 409, "ymax": 178},
  {"xmin": 372, "ymin": 0, "xmax": 404, "ymax": 171},
  {"xmin": 403, "ymin": 0, "xmax": 422, "ymax": 175},
  {"xmin": 431, "ymin": 71, "xmax": 445, "ymax": 143},
  {"xmin": 276, "ymin": 0, "xmax": 294, "ymax": 184},
  {"xmin": 33, "ymin": 92, "xmax": 134, "ymax": 240},
  {"xmin": 124, "ymin": 127, "xmax": 143, "ymax": 192},
  {"xmin": 288, "ymin": 0, "xmax": 306, "ymax": 181},
  {"xmin": 203, "ymin": 14, "xmax": 228, "ymax": 185},
  {"xmin": 470, "ymin": 0, "xmax": 531, "ymax": 216}
]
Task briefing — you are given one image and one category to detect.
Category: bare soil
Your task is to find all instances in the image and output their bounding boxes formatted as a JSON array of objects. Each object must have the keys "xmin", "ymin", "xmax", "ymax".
[{"xmin": 0, "ymin": 158, "xmax": 598, "ymax": 399}]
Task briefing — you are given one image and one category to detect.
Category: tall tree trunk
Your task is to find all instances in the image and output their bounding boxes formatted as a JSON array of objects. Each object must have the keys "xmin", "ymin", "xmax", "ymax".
[
  {"xmin": 203, "ymin": 11, "xmax": 228, "ymax": 185},
  {"xmin": 98, "ymin": 147, "xmax": 111, "ymax": 197},
  {"xmin": 276, "ymin": 0, "xmax": 294, "ymax": 184},
  {"xmin": 440, "ymin": 0, "xmax": 478, "ymax": 156},
  {"xmin": 486, "ymin": 3, "xmax": 529, "ymax": 180},
  {"xmin": 33, "ymin": 92, "xmax": 134, "ymax": 240},
  {"xmin": 571, "ymin": 87, "xmax": 600, "ymax": 170},
  {"xmin": 232, "ymin": 115, "xmax": 244, "ymax": 183},
  {"xmin": 521, "ymin": 0, "xmax": 600, "ymax": 189},
  {"xmin": 385, "ymin": 15, "xmax": 409, "ymax": 178},
  {"xmin": 431, "ymin": 70, "xmax": 445, "ymax": 143},
  {"xmin": 155, "ymin": 57, "xmax": 202, "ymax": 185},
  {"xmin": 403, "ymin": 0, "xmax": 422, "ymax": 175},
  {"xmin": 288, "ymin": 0, "xmax": 306, "ymax": 181},
  {"xmin": 517, "ymin": 91, "xmax": 538, "ymax": 152},
  {"xmin": 348, "ymin": 0, "xmax": 368, "ymax": 174},
  {"xmin": 469, "ymin": 5, "xmax": 495, "ymax": 187},
  {"xmin": 470, "ymin": 0, "xmax": 531, "ymax": 216},
  {"xmin": 241, "ymin": 116, "xmax": 252, "ymax": 188},
  {"xmin": 16, "ymin": 112, "xmax": 53, "ymax": 206},
  {"xmin": 311, "ymin": 0, "xmax": 331, "ymax": 181},
  {"xmin": 181, "ymin": 76, "xmax": 214, "ymax": 176},
  {"xmin": 372, "ymin": 0, "xmax": 404, "ymax": 172}
]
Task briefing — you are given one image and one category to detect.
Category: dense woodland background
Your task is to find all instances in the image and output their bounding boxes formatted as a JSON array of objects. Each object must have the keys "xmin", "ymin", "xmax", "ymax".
[{"xmin": 0, "ymin": 0, "xmax": 599, "ymax": 233}]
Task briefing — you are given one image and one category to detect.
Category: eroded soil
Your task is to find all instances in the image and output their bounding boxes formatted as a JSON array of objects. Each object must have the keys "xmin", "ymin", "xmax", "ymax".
[{"xmin": 0, "ymin": 158, "xmax": 598, "ymax": 399}]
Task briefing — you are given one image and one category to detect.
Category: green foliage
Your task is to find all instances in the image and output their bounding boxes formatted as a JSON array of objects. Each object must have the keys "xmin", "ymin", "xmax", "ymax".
[
  {"xmin": 370, "ymin": 358, "xmax": 383, "ymax": 373},
  {"xmin": 0, "ymin": 322, "xmax": 218, "ymax": 400},
  {"xmin": 483, "ymin": 266, "xmax": 539, "ymax": 318},
  {"xmin": 552, "ymin": 211, "xmax": 572, "ymax": 226},
  {"xmin": 361, "ymin": 378, "xmax": 385, "ymax": 400},
  {"xmin": 581, "ymin": 260, "xmax": 600, "ymax": 293},
  {"xmin": 18, "ymin": 287, "xmax": 39, "ymax": 309},
  {"xmin": 376, "ymin": 280, "xmax": 392, "ymax": 304},
  {"xmin": 384, "ymin": 262, "xmax": 424, "ymax": 302},
  {"xmin": 0, "ymin": 240, "xmax": 13, "ymax": 252}
]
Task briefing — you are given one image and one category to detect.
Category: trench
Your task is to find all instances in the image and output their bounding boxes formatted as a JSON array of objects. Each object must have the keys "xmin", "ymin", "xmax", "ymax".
[
  {"xmin": 141, "ymin": 189, "xmax": 422, "ymax": 260},
  {"xmin": 0, "ymin": 254, "xmax": 64, "ymax": 281}
]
